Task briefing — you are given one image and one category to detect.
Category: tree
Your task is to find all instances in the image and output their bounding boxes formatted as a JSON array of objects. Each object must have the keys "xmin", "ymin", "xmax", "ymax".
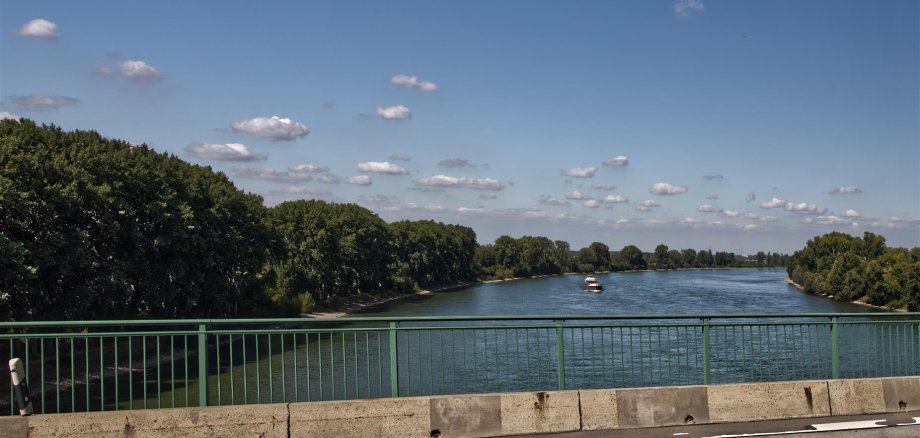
[
  {"xmin": 654, "ymin": 244, "xmax": 670, "ymax": 269},
  {"xmin": 620, "ymin": 245, "xmax": 646, "ymax": 269}
]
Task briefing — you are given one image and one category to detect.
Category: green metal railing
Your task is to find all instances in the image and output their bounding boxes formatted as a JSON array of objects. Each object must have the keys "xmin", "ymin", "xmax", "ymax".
[{"xmin": 2, "ymin": 313, "xmax": 919, "ymax": 415}]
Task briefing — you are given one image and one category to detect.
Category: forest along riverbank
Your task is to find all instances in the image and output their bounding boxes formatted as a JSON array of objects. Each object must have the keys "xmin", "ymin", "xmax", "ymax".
[{"xmin": 785, "ymin": 278, "xmax": 905, "ymax": 312}]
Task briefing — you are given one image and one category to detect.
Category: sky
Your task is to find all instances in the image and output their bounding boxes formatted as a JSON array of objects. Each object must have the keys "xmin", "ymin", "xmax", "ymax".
[{"xmin": 2, "ymin": 0, "xmax": 918, "ymax": 253}]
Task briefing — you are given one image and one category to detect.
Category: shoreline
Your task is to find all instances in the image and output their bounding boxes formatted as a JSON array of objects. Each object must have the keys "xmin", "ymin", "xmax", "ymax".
[{"xmin": 784, "ymin": 278, "xmax": 907, "ymax": 312}]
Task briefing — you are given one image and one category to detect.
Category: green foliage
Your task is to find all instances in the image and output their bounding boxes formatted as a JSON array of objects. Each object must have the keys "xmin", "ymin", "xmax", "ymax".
[
  {"xmin": 0, "ymin": 120, "xmax": 270, "ymax": 321},
  {"xmin": 389, "ymin": 219, "xmax": 477, "ymax": 288},
  {"xmin": 477, "ymin": 235, "xmax": 575, "ymax": 279},
  {"xmin": 787, "ymin": 231, "xmax": 920, "ymax": 309}
]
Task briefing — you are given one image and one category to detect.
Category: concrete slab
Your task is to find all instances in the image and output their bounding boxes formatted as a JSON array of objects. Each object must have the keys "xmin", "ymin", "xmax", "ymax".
[
  {"xmin": 578, "ymin": 389, "xmax": 618, "ymax": 430},
  {"xmin": 429, "ymin": 395, "xmax": 502, "ymax": 438},
  {"xmin": 24, "ymin": 404, "xmax": 287, "ymax": 438},
  {"xmin": 881, "ymin": 376, "xmax": 920, "ymax": 412},
  {"xmin": 499, "ymin": 391, "xmax": 581, "ymax": 436},
  {"xmin": 0, "ymin": 417, "xmax": 28, "ymax": 438},
  {"xmin": 827, "ymin": 378, "xmax": 886, "ymax": 415},
  {"xmin": 289, "ymin": 397, "xmax": 430, "ymax": 438},
  {"xmin": 615, "ymin": 385, "xmax": 709, "ymax": 428},
  {"xmin": 708, "ymin": 380, "xmax": 831, "ymax": 423}
]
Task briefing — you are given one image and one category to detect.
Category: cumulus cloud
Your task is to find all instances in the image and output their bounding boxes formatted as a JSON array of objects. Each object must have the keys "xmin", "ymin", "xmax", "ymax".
[
  {"xmin": 561, "ymin": 167, "xmax": 597, "ymax": 178},
  {"xmin": 538, "ymin": 195, "xmax": 570, "ymax": 207},
  {"xmin": 16, "ymin": 18, "xmax": 58, "ymax": 39},
  {"xmin": 347, "ymin": 175, "xmax": 373, "ymax": 186},
  {"xmin": 697, "ymin": 204, "xmax": 718, "ymax": 213},
  {"xmin": 185, "ymin": 143, "xmax": 266, "ymax": 161},
  {"xmin": 357, "ymin": 161, "xmax": 409, "ymax": 175},
  {"xmin": 591, "ymin": 183, "xmax": 616, "ymax": 191},
  {"xmin": 649, "ymin": 182, "xmax": 688, "ymax": 195},
  {"xmin": 358, "ymin": 194, "xmax": 399, "ymax": 208},
  {"xmin": 234, "ymin": 165, "xmax": 313, "ymax": 183},
  {"xmin": 288, "ymin": 163, "xmax": 329, "ymax": 173},
  {"xmin": 719, "ymin": 209, "xmax": 740, "ymax": 218},
  {"xmin": 389, "ymin": 153, "xmax": 411, "ymax": 161},
  {"xmin": 759, "ymin": 215, "xmax": 778, "ymax": 222},
  {"xmin": 602, "ymin": 195, "xmax": 628, "ymax": 203},
  {"xmin": 842, "ymin": 209, "xmax": 861, "ymax": 218},
  {"xmin": 564, "ymin": 191, "xmax": 590, "ymax": 200},
  {"xmin": 118, "ymin": 60, "xmax": 162, "ymax": 84},
  {"xmin": 1, "ymin": 112, "xmax": 22, "ymax": 121},
  {"xmin": 438, "ymin": 158, "xmax": 473, "ymax": 168},
  {"xmin": 743, "ymin": 224, "xmax": 758, "ymax": 231},
  {"xmin": 674, "ymin": 0, "xmax": 704, "ymax": 17},
  {"xmin": 703, "ymin": 174, "xmax": 725, "ymax": 182},
  {"xmin": 12, "ymin": 95, "xmax": 78, "ymax": 111},
  {"xmin": 760, "ymin": 197, "xmax": 785, "ymax": 209},
  {"xmin": 282, "ymin": 186, "xmax": 333, "ymax": 198},
  {"xmin": 829, "ymin": 186, "xmax": 862, "ymax": 195},
  {"xmin": 784, "ymin": 202, "xmax": 827, "ymax": 215},
  {"xmin": 317, "ymin": 174, "xmax": 342, "ymax": 184},
  {"xmin": 603, "ymin": 156, "xmax": 629, "ymax": 167},
  {"xmin": 377, "ymin": 105, "xmax": 411, "ymax": 120},
  {"xmin": 405, "ymin": 203, "xmax": 446, "ymax": 213},
  {"xmin": 639, "ymin": 200, "xmax": 660, "ymax": 208},
  {"xmin": 232, "ymin": 116, "xmax": 310, "ymax": 141},
  {"xmin": 415, "ymin": 174, "xmax": 505, "ymax": 190},
  {"xmin": 583, "ymin": 199, "xmax": 600, "ymax": 208},
  {"xmin": 391, "ymin": 74, "xmax": 438, "ymax": 92}
]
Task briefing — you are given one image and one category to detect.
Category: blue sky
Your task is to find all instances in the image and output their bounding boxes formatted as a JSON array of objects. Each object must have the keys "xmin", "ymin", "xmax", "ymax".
[{"xmin": 2, "ymin": 0, "xmax": 918, "ymax": 253}]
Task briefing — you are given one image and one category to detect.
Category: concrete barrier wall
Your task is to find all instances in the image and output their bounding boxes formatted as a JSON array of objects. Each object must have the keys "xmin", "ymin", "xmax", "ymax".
[{"xmin": 3, "ymin": 377, "xmax": 918, "ymax": 438}]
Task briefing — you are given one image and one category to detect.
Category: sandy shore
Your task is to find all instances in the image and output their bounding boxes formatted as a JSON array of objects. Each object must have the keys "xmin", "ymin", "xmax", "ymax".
[{"xmin": 785, "ymin": 278, "xmax": 907, "ymax": 312}]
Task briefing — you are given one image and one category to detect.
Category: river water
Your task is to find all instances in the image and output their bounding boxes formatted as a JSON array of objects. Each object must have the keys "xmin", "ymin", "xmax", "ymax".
[{"xmin": 130, "ymin": 268, "xmax": 919, "ymax": 409}]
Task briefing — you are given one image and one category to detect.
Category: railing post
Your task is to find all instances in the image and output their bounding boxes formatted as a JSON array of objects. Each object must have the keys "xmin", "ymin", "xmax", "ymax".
[
  {"xmin": 555, "ymin": 319, "xmax": 565, "ymax": 390},
  {"xmin": 830, "ymin": 317, "xmax": 839, "ymax": 379},
  {"xmin": 197, "ymin": 324, "xmax": 209, "ymax": 407},
  {"xmin": 702, "ymin": 318, "xmax": 711, "ymax": 385},
  {"xmin": 388, "ymin": 321, "xmax": 399, "ymax": 397}
]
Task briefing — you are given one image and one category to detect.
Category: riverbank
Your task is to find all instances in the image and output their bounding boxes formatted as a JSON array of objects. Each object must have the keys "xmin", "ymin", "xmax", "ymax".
[
  {"xmin": 784, "ymin": 278, "xmax": 907, "ymax": 312},
  {"xmin": 304, "ymin": 282, "xmax": 479, "ymax": 318}
]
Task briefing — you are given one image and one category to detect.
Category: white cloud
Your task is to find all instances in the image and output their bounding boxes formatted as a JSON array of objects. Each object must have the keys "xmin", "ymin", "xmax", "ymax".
[
  {"xmin": 185, "ymin": 143, "xmax": 266, "ymax": 161},
  {"xmin": 1, "ymin": 112, "xmax": 22, "ymax": 121},
  {"xmin": 636, "ymin": 200, "xmax": 661, "ymax": 212},
  {"xmin": 283, "ymin": 186, "xmax": 333, "ymax": 197},
  {"xmin": 649, "ymin": 182, "xmax": 688, "ymax": 195},
  {"xmin": 760, "ymin": 197, "xmax": 786, "ymax": 209},
  {"xmin": 234, "ymin": 165, "xmax": 313, "ymax": 183},
  {"xmin": 759, "ymin": 216, "xmax": 779, "ymax": 222},
  {"xmin": 317, "ymin": 174, "xmax": 342, "ymax": 184},
  {"xmin": 603, "ymin": 156, "xmax": 629, "ymax": 167},
  {"xmin": 347, "ymin": 175, "xmax": 373, "ymax": 186},
  {"xmin": 357, "ymin": 161, "xmax": 409, "ymax": 175},
  {"xmin": 811, "ymin": 216, "xmax": 850, "ymax": 225},
  {"xmin": 415, "ymin": 174, "xmax": 505, "ymax": 190},
  {"xmin": 16, "ymin": 19, "xmax": 58, "ymax": 40},
  {"xmin": 784, "ymin": 202, "xmax": 827, "ymax": 215},
  {"xmin": 565, "ymin": 191, "xmax": 590, "ymax": 200},
  {"xmin": 377, "ymin": 105, "xmax": 412, "ymax": 120},
  {"xmin": 829, "ymin": 186, "xmax": 862, "ymax": 195},
  {"xmin": 561, "ymin": 167, "xmax": 597, "ymax": 178},
  {"xmin": 118, "ymin": 60, "xmax": 162, "ymax": 84},
  {"xmin": 583, "ymin": 199, "xmax": 600, "ymax": 208},
  {"xmin": 391, "ymin": 74, "xmax": 438, "ymax": 92},
  {"xmin": 602, "ymin": 195, "xmax": 628, "ymax": 203},
  {"xmin": 703, "ymin": 174, "xmax": 725, "ymax": 182},
  {"xmin": 842, "ymin": 209, "xmax": 861, "ymax": 218},
  {"xmin": 288, "ymin": 163, "xmax": 329, "ymax": 173},
  {"xmin": 591, "ymin": 183, "xmax": 616, "ymax": 191},
  {"xmin": 405, "ymin": 203, "xmax": 446, "ymax": 213},
  {"xmin": 719, "ymin": 209, "xmax": 739, "ymax": 218},
  {"xmin": 538, "ymin": 196, "xmax": 570, "ymax": 207},
  {"xmin": 232, "ymin": 116, "xmax": 310, "ymax": 141},
  {"xmin": 12, "ymin": 95, "xmax": 78, "ymax": 111},
  {"xmin": 682, "ymin": 217, "xmax": 703, "ymax": 224},
  {"xmin": 458, "ymin": 206, "xmax": 488, "ymax": 214},
  {"xmin": 389, "ymin": 153, "xmax": 411, "ymax": 161},
  {"xmin": 674, "ymin": 0, "xmax": 704, "ymax": 17},
  {"xmin": 358, "ymin": 194, "xmax": 399, "ymax": 208},
  {"xmin": 438, "ymin": 158, "xmax": 473, "ymax": 168},
  {"xmin": 697, "ymin": 204, "xmax": 718, "ymax": 213},
  {"xmin": 743, "ymin": 224, "xmax": 758, "ymax": 230}
]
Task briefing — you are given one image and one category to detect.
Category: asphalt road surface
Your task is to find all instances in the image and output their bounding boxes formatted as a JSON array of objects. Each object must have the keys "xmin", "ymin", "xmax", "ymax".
[{"xmin": 518, "ymin": 411, "xmax": 920, "ymax": 437}]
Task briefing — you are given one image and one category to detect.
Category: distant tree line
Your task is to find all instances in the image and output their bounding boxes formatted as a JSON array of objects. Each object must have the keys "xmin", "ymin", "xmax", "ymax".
[
  {"xmin": 0, "ymin": 120, "xmax": 790, "ymax": 321},
  {"xmin": 787, "ymin": 231, "xmax": 920, "ymax": 310}
]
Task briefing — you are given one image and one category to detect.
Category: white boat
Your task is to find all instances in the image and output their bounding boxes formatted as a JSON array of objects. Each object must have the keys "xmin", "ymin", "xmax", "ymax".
[{"xmin": 584, "ymin": 276, "xmax": 603, "ymax": 292}]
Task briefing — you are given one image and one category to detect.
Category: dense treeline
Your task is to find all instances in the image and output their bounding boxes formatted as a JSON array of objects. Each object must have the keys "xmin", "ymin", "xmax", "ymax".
[
  {"xmin": 0, "ymin": 120, "xmax": 270, "ymax": 320},
  {"xmin": 787, "ymin": 232, "xmax": 920, "ymax": 310},
  {"xmin": 475, "ymin": 236, "xmax": 787, "ymax": 280},
  {"xmin": 0, "ymin": 121, "xmax": 791, "ymax": 320}
]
